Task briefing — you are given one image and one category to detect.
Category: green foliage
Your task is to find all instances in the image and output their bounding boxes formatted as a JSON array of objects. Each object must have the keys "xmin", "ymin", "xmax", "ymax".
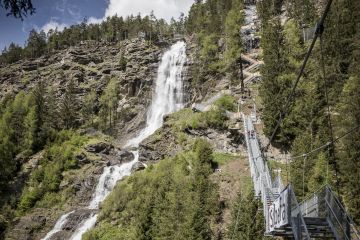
[
  {"xmin": 215, "ymin": 95, "xmax": 236, "ymax": 111},
  {"xmin": 1, "ymin": 0, "xmax": 35, "ymax": 20},
  {"xmin": 24, "ymin": 29, "xmax": 47, "ymax": 58},
  {"xmin": 228, "ymin": 189, "xmax": 268, "ymax": 240},
  {"xmin": 119, "ymin": 55, "xmax": 127, "ymax": 71},
  {"xmin": 0, "ymin": 12, "xmax": 181, "ymax": 64},
  {"xmin": 166, "ymin": 98, "xmax": 233, "ymax": 134},
  {"xmin": 258, "ymin": 0, "xmax": 360, "ymax": 222},
  {"xmin": 185, "ymin": 0, "xmax": 236, "ymax": 85},
  {"xmin": 99, "ymin": 77, "xmax": 120, "ymax": 130},
  {"xmin": 60, "ymin": 79, "xmax": 78, "ymax": 129},
  {"xmin": 212, "ymin": 152, "xmax": 238, "ymax": 166},
  {"xmin": 336, "ymin": 42, "xmax": 360, "ymax": 222},
  {"xmin": 18, "ymin": 130, "xmax": 86, "ymax": 212},
  {"xmin": 224, "ymin": 0, "xmax": 245, "ymax": 71},
  {"xmin": 82, "ymin": 89, "xmax": 97, "ymax": 126},
  {"xmin": 84, "ymin": 140, "xmax": 218, "ymax": 240},
  {"xmin": 1, "ymin": 42, "xmax": 23, "ymax": 64},
  {"xmin": 18, "ymin": 186, "xmax": 43, "ymax": 212}
]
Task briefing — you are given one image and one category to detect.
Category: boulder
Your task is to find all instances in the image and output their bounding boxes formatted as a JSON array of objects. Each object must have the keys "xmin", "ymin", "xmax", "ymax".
[
  {"xmin": 6, "ymin": 215, "xmax": 46, "ymax": 240},
  {"xmin": 76, "ymin": 152, "xmax": 89, "ymax": 165},
  {"xmin": 61, "ymin": 209, "xmax": 95, "ymax": 231},
  {"xmin": 61, "ymin": 62, "xmax": 72, "ymax": 70},
  {"xmin": 116, "ymin": 150, "xmax": 135, "ymax": 163},
  {"xmin": 73, "ymin": 55, "xmax": 103, "ymax": 65},
  {"xmin": 102, "ymin": 68, "xmax": 112, "ymax": 74},
  {"xmin": 85, "ymin": 142, "xmax": 114, "ymax": 154},
  {"xmin": 131, "ymin": 162, "xmax": 146, "ymax": 172},
  {"xmin": 22, "ymin": 62, "xmax": 37, "ymax": 71}
]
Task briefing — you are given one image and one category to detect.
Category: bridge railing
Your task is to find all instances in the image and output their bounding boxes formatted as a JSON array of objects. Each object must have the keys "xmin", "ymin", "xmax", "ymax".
[
  {"xmin": 299, "ymin": 186, "xmax": 360, "ymax": 240},
  {"xmin": 289, "ymin": 185, "xmax": 311, "ymax": 240},
  {"xmin": 325, "ymin": 186, "xmax": 360, "ymax": 240},
  {"xmin": 243, "ymin": 114, "xmax": 359, "ymax": 239}
]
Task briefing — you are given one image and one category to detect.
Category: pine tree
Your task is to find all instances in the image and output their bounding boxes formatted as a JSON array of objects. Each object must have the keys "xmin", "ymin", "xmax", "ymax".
[
  {"xmin": 337, "ymin": 37, "xmax": 360, "ymax": 222},
  {"xmin": 99, "ymin": 78, "xmax": 119, "ymax": 129},
  {"xmin": 228, "ymin": 190, "xmax": 267, "ymax": 240},
  {"xmin": 82, "ymin": 89, "xmax": 97, "ymax": 126},
  {"xmin": 60, "ymin": 79, "xmax": 77, "ymax": 129}
]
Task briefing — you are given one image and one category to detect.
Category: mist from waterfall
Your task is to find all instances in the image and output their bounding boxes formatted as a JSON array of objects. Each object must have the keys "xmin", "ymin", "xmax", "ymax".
[{"xmin": 42, "ymin": 41, "xmax": 187, "ymax": 240}]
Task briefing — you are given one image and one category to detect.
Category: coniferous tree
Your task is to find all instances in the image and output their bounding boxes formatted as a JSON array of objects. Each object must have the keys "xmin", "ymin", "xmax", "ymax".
[
  {"xmin": 60, "ymin": 79, "xmax": 77, "ymax": 129},
  {"xmin": 223, "ymin": 0, "xmax": 245, "ymax": 81},
  {"xmin": 337, "ymin": 37, "xmax": 360, "ymax": 222},
  {"xmin": 228, "ymin": 190, "xmax": 267, "ymax": 240},
  {"xmin": 82, "ymin": 89, "xmax": 97, "ymax": 126}
]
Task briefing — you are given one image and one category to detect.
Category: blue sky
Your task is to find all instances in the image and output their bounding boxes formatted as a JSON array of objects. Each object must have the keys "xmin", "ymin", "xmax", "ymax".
[{"xmin": 0, "ymin": 0, "xmax": 193, "ymax": 50}]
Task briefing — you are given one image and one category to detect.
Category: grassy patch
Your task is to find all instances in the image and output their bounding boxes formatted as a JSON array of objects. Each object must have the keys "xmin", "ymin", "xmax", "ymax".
[{"xmin": 212, "ymin": 152, "xmax": 239, "ymax": 166}]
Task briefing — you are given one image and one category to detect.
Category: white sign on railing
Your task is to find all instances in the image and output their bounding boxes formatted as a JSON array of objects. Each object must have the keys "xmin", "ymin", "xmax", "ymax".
[{"xmin": 268, "ymin": 188, "xmax": 289, "ymax": 232}]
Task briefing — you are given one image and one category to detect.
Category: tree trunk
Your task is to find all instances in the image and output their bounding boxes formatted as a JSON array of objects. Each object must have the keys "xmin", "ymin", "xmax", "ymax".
[{"xmin": 240, "ymin": 56, "xmax": 244, "ymax": 93}]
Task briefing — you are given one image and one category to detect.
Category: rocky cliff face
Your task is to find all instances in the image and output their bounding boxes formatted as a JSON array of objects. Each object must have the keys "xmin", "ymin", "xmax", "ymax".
[
  {"xmin": 0, "ymin": 38, "xmax": 197, "ymax": 240},
  {"xmin": 0, "ymin": 38, "xmax": 173, "ymax": 139},
  {"xmin": 1, "ymin": 39, "xmax": 160, "ymax": 99}
]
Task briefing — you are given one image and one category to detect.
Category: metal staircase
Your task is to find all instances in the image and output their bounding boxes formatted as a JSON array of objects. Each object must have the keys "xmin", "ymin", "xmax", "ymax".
[{"xmin": 243, "ymin": 114, "xmax": 360, "ymax": 239}]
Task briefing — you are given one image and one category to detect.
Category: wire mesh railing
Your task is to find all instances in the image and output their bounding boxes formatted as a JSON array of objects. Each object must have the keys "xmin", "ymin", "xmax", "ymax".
[
  {"xmin": 299, "ymin": 185, "xmax": 360, "ymax": 240},
  {"xmin": 289, "ymin": 185, "xmax": 311, "ymax": 240},
  {"xmin": 243, "ymin": 114, "xmax": 360, "ymax": 239},
  {"xmin": 325, "ymin": 186, "xmax": 360, "ymax": 240}
]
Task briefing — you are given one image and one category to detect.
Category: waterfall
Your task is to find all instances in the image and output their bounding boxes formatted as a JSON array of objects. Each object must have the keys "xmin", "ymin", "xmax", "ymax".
[
  {"xmin": 126, "ymin": 41, "xmax": 187, "ymax": 147},
  {"xmin": 42, "ymin": 41, "xmax": 187, "ymax": 240},
  {"xmin": 42, "ymin": 211, "xmax": 74, "ymax": 240}
]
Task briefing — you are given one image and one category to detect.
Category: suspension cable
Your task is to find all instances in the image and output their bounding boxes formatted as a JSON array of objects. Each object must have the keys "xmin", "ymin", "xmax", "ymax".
[
  {"xmin": 263, "ymin": 0, "xmax": 334, "ymax": 152},
  {"xmin": 289, "ymin": 124, "xmax": 360, "ymax": 161}
]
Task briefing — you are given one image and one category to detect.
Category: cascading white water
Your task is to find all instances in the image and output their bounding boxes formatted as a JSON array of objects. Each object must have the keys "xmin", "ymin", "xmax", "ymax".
[
  {"xmin": 42, "ymin": 211, "xmax": 74, "ymax": 240},
  {"xmin": 43, "ymin": 41, "xmax": 186, "ymax": 240},
  {"xmin": 126, "ymin": 41, "xmax": 187, "ymax": 147},
  {"xmin": 88, "ymin": 152, "xmax": 139, "ymax": 210}
]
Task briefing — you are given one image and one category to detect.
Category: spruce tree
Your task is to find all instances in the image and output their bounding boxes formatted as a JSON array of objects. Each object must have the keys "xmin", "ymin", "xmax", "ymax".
[{"xmin": 60, "ymin": 79, "xmax": 77, "ymax": 129}]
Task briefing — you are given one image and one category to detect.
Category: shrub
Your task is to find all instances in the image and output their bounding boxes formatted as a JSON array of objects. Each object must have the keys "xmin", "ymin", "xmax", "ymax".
[
  {"xmin": 18, "ymin": 187, "xmax": 43, "ymax": 211},
  {"xmin": 215, "ymin": 95, "xmax": 236, "ymax": 111}
]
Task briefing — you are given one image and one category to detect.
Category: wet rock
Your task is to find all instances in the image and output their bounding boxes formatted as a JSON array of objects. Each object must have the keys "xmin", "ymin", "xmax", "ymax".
[
  {"xmin": 139, "ymin": 143, "xmax": 164, "ymax": 162},
  {"xmin": 62, "ymin": 209, "xmax": 95, "ymax": 231},
  {"xmin": 74, "ymin": 175, "xmax": 97, "ymax": 202},
  {"xmin": 85, "ymin": 142, "xmax": 114, "ymax": 154},
  {"xmin": 116, "ymin": 150, "xmax": 135, "ymax": 163},
  {"xmin": 131, "ymin": 162, "xmax": 146, "ymax": 172}
]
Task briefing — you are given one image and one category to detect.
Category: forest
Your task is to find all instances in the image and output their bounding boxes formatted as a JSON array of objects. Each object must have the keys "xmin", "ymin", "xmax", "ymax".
[{"xmin": 0, "ymin": 13, "xmax": 185, "ymax": 64}]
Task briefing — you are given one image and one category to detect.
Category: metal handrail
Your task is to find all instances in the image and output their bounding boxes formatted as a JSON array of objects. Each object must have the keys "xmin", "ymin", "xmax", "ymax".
[
  {"xmin": 289, "ymin": 186, "xmax": 311, "ymax": 239},
  {"xmin": 324, "ymin": 198, "xmax": 351, "ymax": 240},
  {"xmin": 298, "ymin": 184, "xmax": 327, "ymax": 206},
  {"xmin": 243, "ymin": 112, "xmax": 359, "ymax": 240},
  {"xmin": 326, "ymin": 186, "xmax": 360, "ymax": 239}
]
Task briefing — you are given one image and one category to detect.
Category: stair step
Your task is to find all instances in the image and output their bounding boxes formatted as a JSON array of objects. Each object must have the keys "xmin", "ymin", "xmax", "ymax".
[{"xmin": 304, "ymin": 217, "xmax": 328, "ymax": 226}]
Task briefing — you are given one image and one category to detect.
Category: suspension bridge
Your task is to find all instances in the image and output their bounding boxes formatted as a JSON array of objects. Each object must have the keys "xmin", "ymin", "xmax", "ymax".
[
  {"xmin": 243, "ymin": 114, "xmax": 360, "ymax": 239},
  {"xmin": 239, "ymin": 0, "xmax": 360, "ymax": 239}
]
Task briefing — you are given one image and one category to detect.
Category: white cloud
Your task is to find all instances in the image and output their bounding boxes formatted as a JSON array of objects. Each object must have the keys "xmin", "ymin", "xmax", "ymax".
[
  {"xmin": 88, "ymin": 16, "xmax": 103, "ymax": 25},
  {"xmin": 90, "ymin": 0, "xmax": 193, "ymax": 24},
  {"xmin": 41, "ymin": 20, "xmax": 68, "ymax": 33}
]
